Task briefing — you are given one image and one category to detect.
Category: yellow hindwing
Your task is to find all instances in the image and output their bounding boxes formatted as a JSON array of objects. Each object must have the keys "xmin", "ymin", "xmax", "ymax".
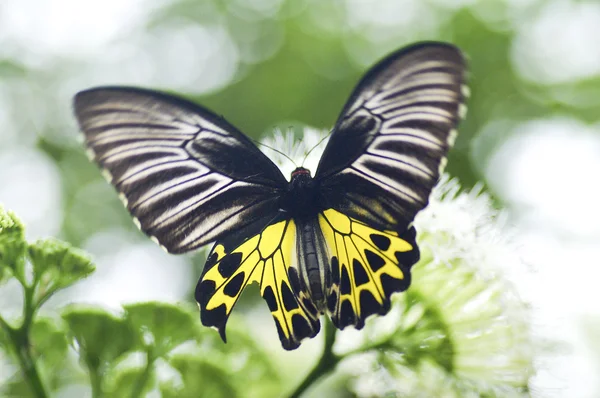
[
  {"xmin": 197, "ymin": 219, "xmax": 320, "ymax": 350},
  {"xmin": 319, "ymin": 208, "xmax": 419, "ymax": 329}
]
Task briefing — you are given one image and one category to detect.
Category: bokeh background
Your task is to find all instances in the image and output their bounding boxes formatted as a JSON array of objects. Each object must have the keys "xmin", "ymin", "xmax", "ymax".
[{"xmin": 1, "ymin": 0, "xmax": 599, "ymax": 396}]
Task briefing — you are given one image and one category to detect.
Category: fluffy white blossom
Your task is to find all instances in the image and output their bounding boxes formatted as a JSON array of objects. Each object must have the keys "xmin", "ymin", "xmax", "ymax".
[
  {"xmin": 259, "ymin": 127, "xmax": 329, "ymax": 179},
  {"xmin": 336, "ymin": 177, "xmax": 534, "ymax": 397}
]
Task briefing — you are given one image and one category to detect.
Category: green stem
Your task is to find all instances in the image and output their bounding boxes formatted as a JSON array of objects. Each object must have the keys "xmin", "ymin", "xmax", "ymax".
[
  {"xmin": 88, "ymin": 363, "xmax": 103, "ymax": 398},
  {"xmin": 288, "ymin": 319, "xmax": 340, "ymax": 398},
  {"xmin": 0, "ymin": 283, "xmax": 49, "ymax": 398},
  {"xmin": 130, "ymin": 348, "xmax": 155, "ymax": 398},
  {"xmin": 0, "ymin": 314, "xmax": 12, "ymax": 336},
  {"xmin": 1, "ymin": 315, "xmax": 48, "ymax": 398}
]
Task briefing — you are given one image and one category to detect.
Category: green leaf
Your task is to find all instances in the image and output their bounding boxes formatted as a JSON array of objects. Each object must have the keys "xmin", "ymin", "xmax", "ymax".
[
  {"xmin": 62, "ymin": 306, "xmax": 136, "ymax": 379},
  {"xmin": 30, "ymin": 317, "xmax": 85, "ymax": 392},
  {"xmin": 0, "ymin": 374, "xmax": 36, "ymax": 398},
  {"xmin": 162, "ymin": 355, "xmax": 237, "ymax": 398},
  {"xmin": 105, "ymin": 366, "xmax": 155, "ymax": 397},
  {"xmin": 0, "ymin": 205, "xmax": 27, "ymax": 283},
  {"xmin": 123, "ymin": 302, "xmax": 200, "ymax": 355},
  {"xmin": 187, "ymin": 317, "xmax": 282, "ymax": 397},
  {"xmin": 30, "ymin": 317, "xmax": 69, "ymax": 369},
  {"xmin": 28, "ymin": 239, "xmax": 95, "ymax": 307}
]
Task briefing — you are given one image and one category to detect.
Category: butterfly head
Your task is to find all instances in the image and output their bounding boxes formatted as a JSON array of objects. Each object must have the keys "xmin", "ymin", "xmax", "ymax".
[
  {"xmin": 278, "ymin": 167, "xmax": 323, "ymax": 219},
  {"xmin": 291, "ymin": 167, "xmax": 311, "ymax": 178}
]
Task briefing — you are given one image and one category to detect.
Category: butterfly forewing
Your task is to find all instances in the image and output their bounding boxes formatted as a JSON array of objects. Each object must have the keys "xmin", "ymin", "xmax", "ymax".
[
  {"xmin": 319, "ymin": 209, "xmax": 419, "ymax": 329},
  {"xmin": 196, "ymin": 216, "xmax": 320, "ymax": 350},
  {"xmin": 315, "ymin": 42, "xmax": 468, "ymax": 231},
  {"xmin": 74, "ymin": 87, "xmax": 288, "ymax": 253}
]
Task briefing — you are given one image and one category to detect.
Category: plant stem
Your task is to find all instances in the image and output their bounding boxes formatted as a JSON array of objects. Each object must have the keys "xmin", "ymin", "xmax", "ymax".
[
  {"xmin": 288, "ymin": 319, "xmax": 340, "ymax": 398},
  {"xmin": 130, "ymin": 348, "xmax": 154, "ymax": 398},
  {"xmin": 0, "ymin": 284, "xmax": 49, "ymax": 398},
  {"xmin": 3, "ymin": 321, "xmax": 48, "ymax": 398},
  {"xmin": 88, "ymin": 363, "xmax": 103, "ymax": 398}
]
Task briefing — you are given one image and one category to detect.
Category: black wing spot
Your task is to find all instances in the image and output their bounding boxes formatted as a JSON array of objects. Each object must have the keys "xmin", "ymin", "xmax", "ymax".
[
  {"xmin": 273, "ymin": 317, "xmax": 287, "ymax": 345},
  {"xmin": 330, "ymin": 256, "xmax": 340, "ymax": 286},
  {"xmin": 340, "ymin": 265, "xmax": 352, "ymax": 295},
  {"xmin": 196, "ymin": 279, "xmax": 216, "ymax": 307},
  {"xmin": 369, "ymin": 234, "xmax": 391, "ymax": 251},
  {"xmin": 218, "ymin": 252, "xmax": 243, "ymax": 278},
  {"xmin": 204, "ymin": 251, "xmax": 219, "ymax": 270},
  {"xmin": 327, "ymin": 291, "xmax": 338, "ymax": 313},
  {"xmin": 281, "ymin": 282, "xmax": 299, "ymax": 311},
  {"xmin": 291, "ymin": 314, "xmax": 312, "ymax": 340},
  {"xmin": 288, "ymin": 267, "xmax": 302, "ymax": 295},
  {"xmin": 338, "ymin": 299, "xmax": 356, "ymax": 329},
  {"xmin": 364, "ymin": 249, "xmax": 386, "ymax": 272},
  {"xmin": 352, "ymin": 259, "xmax": 370, "ymax": 286},
  {"xmin": 223, "ymin": 272, "xmax": 245, "ymax": 297},
  {"xmin": 359, "ymin": 290, "xmax": 381, "ymax": 319},
  {"xmin": 263, "ymin": 286, "xmax": 278, "ymax": 312}
]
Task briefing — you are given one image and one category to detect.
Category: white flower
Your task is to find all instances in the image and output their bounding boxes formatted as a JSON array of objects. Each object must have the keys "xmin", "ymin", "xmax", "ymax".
[
  {"xmin": 259, "ymin": 127, "xmax": 330, "ymax": 179},
  {"xmin": 337, "ymin": 176, "xmax": 534, "ymax": 397}
]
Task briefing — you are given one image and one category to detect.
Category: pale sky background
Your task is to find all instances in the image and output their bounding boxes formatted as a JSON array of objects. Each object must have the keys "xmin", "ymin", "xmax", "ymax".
[{"xmin": 1, "ymin": 0, "xmax": 600, "ymax": 396}]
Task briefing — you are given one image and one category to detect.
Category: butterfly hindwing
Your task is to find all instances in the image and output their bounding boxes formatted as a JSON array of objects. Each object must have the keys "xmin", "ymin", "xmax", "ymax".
[
  {"xmin": 318, "ymin": 209, "xmax": 419, "ymax": 329},
  {"xmin": 73, "ymin": 87, "xmax": 288, "ymax": 253},
  {"xmin": 196, "ymin": 216, "xmax": 320, "ymax": 350},
  {"xmin": 315, "ymin": 42, "xmax": 467, "ymax": 231}
]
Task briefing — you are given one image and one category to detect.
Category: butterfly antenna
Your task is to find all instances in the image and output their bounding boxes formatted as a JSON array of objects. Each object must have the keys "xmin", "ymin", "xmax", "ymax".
[
  {"xmin": 301, "ymin": 129, "xmax": 332, "ymax": 167},
  {"xmin": 253, "ymin": 139, "xmax": 298, "ymax": 168}
]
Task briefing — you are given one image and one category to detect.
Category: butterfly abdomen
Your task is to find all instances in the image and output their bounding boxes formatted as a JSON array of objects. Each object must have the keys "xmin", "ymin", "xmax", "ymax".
[{"xmin": 295, "ymin": 218, "xmax": 330, "ymax": 312}]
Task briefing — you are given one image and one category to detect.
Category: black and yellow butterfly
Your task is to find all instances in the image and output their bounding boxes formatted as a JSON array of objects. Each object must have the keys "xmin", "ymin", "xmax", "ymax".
[{"xmin": 73, "ymin": 42, "xmax": 467, "ymax": 350}]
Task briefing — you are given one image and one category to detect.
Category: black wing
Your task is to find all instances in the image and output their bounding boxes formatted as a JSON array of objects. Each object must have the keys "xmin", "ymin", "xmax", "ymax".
[
  {"xmin": 315, "ymin": 42, "xmax": 468, "ymax": 230},
  {"xmin": 74, "ymin": 87, "xmax": 288, "ymax": 253}
]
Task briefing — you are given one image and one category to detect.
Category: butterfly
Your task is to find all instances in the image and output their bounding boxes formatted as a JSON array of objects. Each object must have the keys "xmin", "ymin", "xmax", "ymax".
[{"xmin": 73, "ymin": 41, "xmax": 468, "ymax": 350}]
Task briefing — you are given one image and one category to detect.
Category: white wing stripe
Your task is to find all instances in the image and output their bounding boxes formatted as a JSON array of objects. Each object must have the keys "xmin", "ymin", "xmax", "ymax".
[
  {"xmin": 131, "ymin": 171, "xmax": 218, "ymax": 210},
  {"xmin": 147, "ymin": 176, "xmax": 234, "ymax": 229},
  {"xmin": 177, "ymin": 203, "xmax": 245, "ymax": 249},
  {"xmin": 362, "ymin": 152, "xmax": 435, "ymax": 180},
  {"xmin": 376, "ymin": 111, "xmax": 453, "ymax": 124},
  {"xmin": 369, "ymin": 89, "xmax": 459, "ymax": 109},
  {"xmin": 90, "ymin": 130, "xmax": 196, "ymax": 143},
  {"xmin": 375, "ymin": 72, "xmax": 459, "ymax": 96},
  {"xmin": 345, "ymin": 167, "xmax": 421, "ymax": 204},
  {"xmin": 370, "ymin": 104, "xmax": 455, "ymax": 120},
  {"xmin": 101, "ymin": 145, "xmax": 184, "ymax": 164},
  {"xmin": 385, "ymin": 60, "xmax": 461, "ymax": 80},
  {"xmin": 116, "ymin": 158, "xmax": 202, "ymax": 185}
]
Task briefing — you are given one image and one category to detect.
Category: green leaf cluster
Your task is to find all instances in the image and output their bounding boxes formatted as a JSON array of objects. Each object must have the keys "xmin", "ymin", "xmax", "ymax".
[{"xmin": 0, "ymin": 206, "xmax": 281, "ymax": 397}]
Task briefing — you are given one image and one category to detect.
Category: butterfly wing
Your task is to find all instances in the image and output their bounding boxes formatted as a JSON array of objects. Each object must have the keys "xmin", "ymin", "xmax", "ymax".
[
  {"xmin": 73, "ymin": 87, "xmax": 288, "ymax": 253},
  {"xmin": 196, "ymin": 216, "xmax": 321, "ymax": 350},
  {"xmin": 315, "ymin": 42, "xmax": 468, "ymax": 231},
  {"xmin": 319, "ymin": 209, "xmax": 419, "ymax": 329}
]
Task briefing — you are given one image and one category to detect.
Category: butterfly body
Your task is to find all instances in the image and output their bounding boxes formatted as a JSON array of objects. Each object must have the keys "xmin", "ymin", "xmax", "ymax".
[
  {"xmin": 294, "ymin": 212, "xmax": 330, "ymax": 309},
  {"xmin": 73, "ymin": 42, "xmax": 468, "ymax": 350}
]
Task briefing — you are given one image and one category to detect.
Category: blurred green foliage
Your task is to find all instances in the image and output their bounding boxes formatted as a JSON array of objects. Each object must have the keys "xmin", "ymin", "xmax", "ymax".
[
  {"xmin": 0, "ymin": 208, "xmax": 282, "ymax": 397},
  {"xmin": 2, "ymin": 0, "xmax": 598, "ymax": 396}
]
